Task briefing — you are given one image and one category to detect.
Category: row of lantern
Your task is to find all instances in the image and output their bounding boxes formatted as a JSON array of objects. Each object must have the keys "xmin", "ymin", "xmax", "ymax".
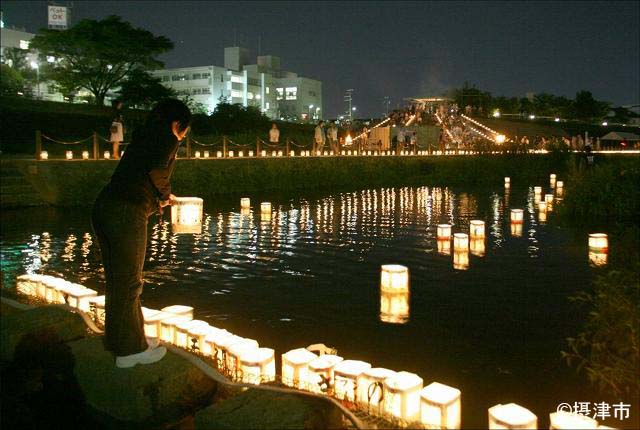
[{"xmin": 39, "ymin": 150, "xmax": 118, "ymax": 160}]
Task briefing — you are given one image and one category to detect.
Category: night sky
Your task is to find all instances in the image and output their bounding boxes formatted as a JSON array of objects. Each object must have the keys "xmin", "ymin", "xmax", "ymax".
[{"xmin": 2, "ymin": 1, "xmax": 639, "ymax": 117}]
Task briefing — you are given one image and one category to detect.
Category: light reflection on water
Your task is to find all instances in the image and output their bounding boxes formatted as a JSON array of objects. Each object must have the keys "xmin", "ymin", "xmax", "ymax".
[{"xmin": 1, "ymin": 185, "xmax": 599, "ymax": 428}]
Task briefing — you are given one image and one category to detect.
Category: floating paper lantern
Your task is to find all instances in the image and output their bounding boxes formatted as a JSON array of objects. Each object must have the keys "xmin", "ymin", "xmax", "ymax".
[
  {"xmin": 470, "ymin": 238, "xmax": 485, "ymax": 257},
  {"xmin": 66, "ymin": 150, "xmax": 73, "ymax": 160},
  {"xmin": 453, "ymin": 233, "xmax": 469, "ymax": 250},
  {"xmin": 65, "ymin": 286, "xmax": 98, "ymax": 312},
  {"xmin": 488, "ymin": 403, "xmax": 537, "ymax": 429},
  {"xmin": 549, "ymin": 411, "xmax": 598, "ymax": 429},
  {"xmin": 380, "ymin": 287, "xmax": 410, "ymax": 324},
  {"xmin": 556, "ymin": 180, "xmax": 564, "ymax": 188},
  {"xmin": 380, "ymin": 264, "xmax": 409, "ymax": 291},
  {"xmin": 534, "ymin": 186, "xmax": 542, "ymax": 195},
  {"xmin": 40, "ymin": 151, "xmax": 49, "ymax": 160},
  {"xmin": 194, "ymin": 150, "xmax": 201, "ymax": 158},
  {"xmin": 241, "ymin": 197, "xmax": 251, "ymax": 209},
  {"xmin": 469, "ymin": 220, "xmax": 485, "ymax": 238},
  {"xmin": 510, "ymin": 222, "xmax": 523, "ymax": 237},
  {"xmin": 420, "ymin": 382, "xmax": 461, "ymax": 430},
  {"xmin": 453, "ymin": 250, "xmax": 469, "ymax": 270},
  {"xmin": 226, "ymin": 338, "xmax": 260, "ymax": 376},
  {"xmin": 538, "ymin": 201, "xmax": 547, "ymax": 212},
  {"xmin": 504, "ymin": 177, "xmax": 510, "ymax": 187},
  {"xmin": 103, "ymin": 151, "xmax": 111, "ymax": 159},
  {"xmin": 203, "ymin": 151, "xmax": 210, "ymax": 158},
  {"xmin": 248, "ymin": 150, "xmax": 254, "ymax": 157},
  {"xmin": 334, "ymin": 360, "xmax": 372, "ymax": 402},
  {"xmin": 81, "ymin": 151, "xmax": 89, "ymax": 159},
  {"xmin": 307, "ymin": 354, "xmax": 344, "ymax": 393},
  {"xmin": 160, "ymin": 316, "xmax": 192, "ymax": 342},
  {"xmin": 281, "ymin": 348, "xmax": 318, "ymax": 389},
  {"xmin": 261, "ymin": 212, "xmax": 272, "ymax": 223},
  {"xmin": 545, "ymin": 194, "xmax": 554, "ymax": 204},
  {"xmin": 357, "ymin": 368, "xmax": 397, "ymax": 414},
  {"xmin": 240, "ymin": 207, "xmax": 250, "ymax": 216},
  {"xmin": 171, "ymin": 197, "xmax": 203, "ymax": 234},
  {"xmin": 217, "ymin": 151, "xmax": 223, "ymax": 158},
  {"xmin": 437, "ymin": 224, "xmax": 452, "ymax": 240},
  {"xmin": 143, "ymin": 310, "xmax": 173, "ymax": 339},
  {"xmin": 588, "ymin": 233, "xmax": 608, "ymax": 250},
  {"xmin": 238, "ymin": 151, "xmax": 244, "ymax": 157},
  {"xmin": 260, "ymin": 202, "xmax": 272, "ymax": 214},
  {"xmin": 510, "ymin": 209, "xmax": 524, "ymax": 223},
  {"xmin": 383, "ymin": 371, "xmax": 423, "ymax": 422},
  {"xmin": 239, "ymin": 347, "xmax": 276, "ymax": 384},
  {"xmin": 589, "ymin": 251, "xmax": 607, "ymax": 266},
  {"xmin": 550, "ymin": 174, "xmax": 557, "ymax": 187},
  {"xmin": 437, "ymin": 239, "xmax": 451, "ymax": 255},
  {"xmin": 175, "ymin": 319, "xmax": 209, "ymax": 348},
  {"xmin": 556, "ymin": 187, "xmax": 564, "ymax": 198}
]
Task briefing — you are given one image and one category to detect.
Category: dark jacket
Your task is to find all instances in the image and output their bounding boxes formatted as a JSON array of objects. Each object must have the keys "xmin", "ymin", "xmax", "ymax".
[{"xmin": 105, "ymin": 127, "xmax": 179, "ymax": 208}]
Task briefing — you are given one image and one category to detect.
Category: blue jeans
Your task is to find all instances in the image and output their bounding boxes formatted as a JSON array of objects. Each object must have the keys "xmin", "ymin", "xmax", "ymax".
[{"xmin": 91, "ymin": 189, "xmax": 154, "ymax": 356}]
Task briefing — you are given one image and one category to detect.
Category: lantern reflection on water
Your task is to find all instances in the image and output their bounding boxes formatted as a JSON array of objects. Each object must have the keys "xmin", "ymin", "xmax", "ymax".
[
  {"xmin": 437, "ymin": 239, "xmax": 451, "ymax": 255},
  {"xmin": 420, "ymin": 382, "xmax": 461, "ymax": 430},
  {"xmin": 453, "ymin": 250, "xmax": 469, "ymax": 270},
  {"xmin": 510, "ymin": 222, "xmax": 523, "ymax": 237},
  {"xmin": 437, "ymin": 224, "xmax": 452, "ymax": 240},
  {"xmin": 187, "ymin": 322, "xmax": 216, "ymax": 354},
  {"xmin": 545, "ymin": 194, "xmax": 554, "ymax": 204},
  {"xmin": 261, "ymin": 202, "xmax": 272, "ymax": 214},
  {"xmin": 469, "ymin": 220, "xmax": 485, "ymax": 238},
  {"xmin": 549, "ymin": 411, "xmax": 598, "ymax": 429},
  {"xmin": 534, "ymin": 186, "xmax": 542, "ymax": 195},
  {"xmin": 470, "ymin": 238, "xmax": 485, "ymax": 257},
  {"xmin": 282, "ymin": 348, "xmax": 318, "ymax": 389},
  {"xmin": 307, "ymin": 354, "xmax": 344, "ymax": 393},
  {"xmin": 357, "ymin": 368, "xmax": 397, "ymax": 415},
  {"xmin": 380, "ymin": 285, "xmax": 410, "ymax": 324},
  {"xmin": 171, "ymin": 197, "xmax": 203, "ymax": 234},
  {"xmin": 504, "ymin": 177, "xmax": 510, "ymax": 188},
  {"xmin": 488, "ymin": 403, "xmax": 537, "ymax": 429},
  {"xmin": 334, "ymin": 360, "xmax": 372, "ymax": 402},
  {"xmin": 383, "ymin": 371, "xmax": 423, "ymax": 422}
]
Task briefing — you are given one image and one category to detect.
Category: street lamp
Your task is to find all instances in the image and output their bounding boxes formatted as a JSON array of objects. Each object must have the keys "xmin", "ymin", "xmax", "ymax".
[{"xmin": 30, "ymin": 61, "xmax": 40, "ymax": 99}]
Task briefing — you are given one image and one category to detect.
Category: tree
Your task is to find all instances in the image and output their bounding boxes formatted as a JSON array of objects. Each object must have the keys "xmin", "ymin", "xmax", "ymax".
[
  {"xmin": 209, "ymin": 102, "xmax": 270, "ymax": 134},
  {"xmin": 30, "ymin": 15, "xmax": 173, "ymax": 106},
  {"xmin": 570, "ymin": 91, "xmax": 610, "ymax": 121},
  {"xmin": 117, "ymin": 69, "xmax": 175, "ymax": 109},
  {"xmin": 0, "ymin": 64, "xmax": 25, "ymax": 96}
]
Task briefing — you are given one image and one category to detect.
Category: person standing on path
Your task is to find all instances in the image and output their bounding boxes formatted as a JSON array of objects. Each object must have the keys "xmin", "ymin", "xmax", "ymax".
[
  {"xmin": 92, "ymin": 99, "xmax": 192, "ymax": 368},
  {"xmin": 269, "ymin": 123, "xmax": 280, "ymax": 145},
  {"xmin": 110, "ymin": 99, "xmax": 125, "ymax": 160},
  {"xmin": 327, "ymin": 121, "xmax": 339, "ymax": 154},
  {"xmin": 314, "ymin": 120, "xmax": 326, "ymax": 154}
]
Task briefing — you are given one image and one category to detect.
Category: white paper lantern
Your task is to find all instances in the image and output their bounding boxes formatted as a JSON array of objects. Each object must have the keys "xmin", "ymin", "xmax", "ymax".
[
  {"xmin": 238, "ymin": 151, "xmax": 244, "ymax": 157},
  {"xmin": 290, "ymin": 150, "xmax": 296, "ymax": 157},
  {"xmin": 504, "ymin": 177, "xmax": 510, "ymax": 186},
  {"xmin": 239, "ymin": 347, "xmax": 276, "ymax": 385},
  {"xmin": 470, "ymin": 220, "xmax": 485, "ymax": 238},
  {"xmin": 143, "ymin": 310, "xmax": 173, "ymax": 339},
  {"xmin": 545, "ymin": 194, "xmax": 554, "ymax": 204},
  {"xmin": 228, "ymin": 150, "xmax": 234, "ymax": 158},
  {"xmin": 437, "ymin": 239, "xmax": 451, "ymax": 255},
  {"xmin": 510, "ymin": 209, "xmax": 524, "ymax": 223},
  {"xmin": 171, "ymin": 197, "xmax": 203, "ymax": 234},
  {"xmin": 248, "ymin": 150, "xmax": 254, "ymax": 157},
  {"xmin": 470, "ymin": 238, "xmax": 485, "ymax": 257},
  {"xmin": 588, "ymin": 233, "xmax": 608, "ymax": 250},
  {"xmin": 453, "ymin": 233, "xmax": 469, "ymax": 250},
  {"xmin": 538, "ymin": 201, "xmax": 547, "ymax": 212},
  {"xmin": 383, "ymin": 371, "xmax": 423, "ymax": 422},
  {"xmin": 103, "ymin": 151, "xmax": 111, "ymax": 159},
  {"xmin": 241, "ymin": 197, "xmax": 251, "ymax": 209},
  {"xmin": 281, "ymin": 348, "xmax": 318, "ymax": 389},
  {"xmin": 277, "ymin": 150, "xmax": 282, "ymax": 157},
  {"xmin": 40, "ymin": 150, "xmax": 49, "ymax": 160},
  {"xmin": 261, "ymin": 202, "xmax": 272, "ymax": 214},
  {"xmin": 65, "ymin": 150, "xmax": 73, "ymax": 160},
  {"xmin": 380, "ymin": 264, "xmax": 409, "ymax": 291},
  {"xmin": 204, "ymin": 328, "xmax": 233, "ymax": 362},
  {"xmin": 420, "ymin": 382, "xmax": 461, "ymax": 429},
  {"xmin": 175, "ymin": 319, "xmax": 209, "ymax": 348},
  {"xmin": 186, "ymin": 323, "xmax": 216, "ymax": 354},
  {"xmin": 556, "ymin": 180, "xmax": 564, "ymax": 188},
  {"xmin": 87, "ymin": 295, "xmax": 106, "ymax": 326},
  {"xmin": 334, "ymin": 360, "xmax": 372, "ymax": 402},
  {"xmin": 161, "ymin": 305, "xmax": 194, "ymax": 319},
  {"xmin": 160, "ymin": 316, "xmax": 192, "ymax": 342},
  {"xmin": 453, "ymin": 250, "xmax": 469, "ymax": 270},
  {"xmin": 488, "ymin": 403, "xmax": 537, "ymax": 429},
  {"xmin": 79, "ymin": 150, "xmax": 88, "ymax": 160},
  {"xmin": 550, "ymin": 174, "xmax": 557, "ymax": 187},
  {"xmin": 194, "ymin": 150, "xmax": 201, "ymax": 158},
  {"xmin": 203, "ymin": 151, "xmax": 210, "ymax": 158},
  {"xmin": 341, "ymin": 150, "xmax": 346, "ymax": 155},
  {"xmin": 216, "ymin": 151, "xmax": 223, "ymax": 158},
  {"xmin": 307, "ymin": 354, "xmax": 344, "ymax": 393},
  {"xmin": 65, "ymin": 285, "xmax": 98, "ymax": 312},
  {"xmin": 226, "ymin": 338, "xmax": 260, "ymax": 376},
  {"xmin": 437, "ymin": 224, "xmax": 452, "ymax": 240},
  {"xmin": 534, "ymin": 186, "xmax": 542, "ymax": 195},
  {"xmin": 549, "ymin": 411, "xmax": 598, "ymax": 429},
  {"xmin": 380, "ymin": 287, "xmax": 410, "ymax": 324},
  {"xmin": 357, "ymin": 368, "xmax": 397, "ymax": 414}
]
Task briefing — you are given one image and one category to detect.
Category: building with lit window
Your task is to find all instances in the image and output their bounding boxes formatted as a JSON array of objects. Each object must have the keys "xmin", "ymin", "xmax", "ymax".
[{"xmin": 152, "ymin": 47, "xmax": 322, "ymax": 121}]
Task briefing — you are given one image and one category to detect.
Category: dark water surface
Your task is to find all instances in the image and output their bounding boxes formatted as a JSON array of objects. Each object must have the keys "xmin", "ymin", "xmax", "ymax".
[{"xmin": 1, "ymin": 185, "xmax": 628, "ymax": 428}]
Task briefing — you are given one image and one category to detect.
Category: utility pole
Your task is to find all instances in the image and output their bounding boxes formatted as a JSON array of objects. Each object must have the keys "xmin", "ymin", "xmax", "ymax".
[
  {"xmin": 344, "ymin": 89, "xmax": 354, "ymax": 123},
  {"xmin": 383, "ymin": 96, "xmax": 391, "ymax": 117}
]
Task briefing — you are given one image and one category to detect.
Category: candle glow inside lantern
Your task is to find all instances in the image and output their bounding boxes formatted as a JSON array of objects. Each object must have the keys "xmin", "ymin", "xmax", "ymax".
[
  {"xmin": 160, "ymin": 316, "xmax": 192, "ymax": 342},
  {"xmin": 550, "ymin": 173, "xmax": 557, "ymax": 187},
  {"xmin": 204, "ymin": 328, "xmax": 233, "ymax": 362},
  {"xmin": 549, "ymin": 411, "xmax": 598, "ymax": 429},
  {"xmin": 228, "ymin": 150, "xmax": 234, "ymax": 157},
  {"xmin": 470, "ymin": 238, "xmax": 485, "ymax": 257},
  {"xmin": 307, "ymin": 354, "xmax": 344, "ymax": 393},
  {"xmin": 239, "ymin": 347, "xmax": 276, "ymax": 385},
  {"xmin": 383, "ymin": 371, "xmax": 423, "ymax": 422},
  {"xmin": 204, "ymin": 151, "xmax": 210, "ymax": 158},
  {"xmin": 187, "ymin": 323, "xmax": 216, "ymax": 354},
  {"xmin": 556, "ymin": 180, "xmax": 564, "ymax": 188},
  {"xmin": 226, "ymin": 338, "xmax": 260, "ymax": 375},
  {"xmin": 65, "ymin": 285, "xmax": 98, "ymax": 312},
  {"xmin": 588, "ymin": 233, "xmax": 608, "ymax": 250},
  {"xmin": 194, "ymin": 150, "xmax": 201, "ymax": 158},
  {"xmin": 510, "ymin": 209, "xmax": 524, "ymax": 223},
  {"xmin": 437, "ymin": 224, "xmax": 452, "ymax": 240},
  {"xmin": 104, "ymin": 151, "xmax": 111, "ymax": 159},
  {"xmin": 453, "ymin": 250, "xmax": 469, "ymax": 270},
  {"xmin": 241, "ymin": 197, "xmax": 251, "ymax": 209},
  {"xmin": 281, "ymin": 348, "xmax": 318, "ymax": 389},
  {"xmin": 175, "ymin": 319, "xmax": 209, "ymax": 348},
  {"xmin": 380, "ymin": 287, "xmax": 410, "ymax": 324},
  {"xmin": 82, "ymin": 151, "xmax": 89, "ymax": 159},
  {"xmin": 469, "ymin": 220, "xmax": 485, "ymax": 238},
  {"xmin": 453, "ymin": 233, "xmax": 469, "ymax": 250},
  {"xmin": 261, "ymin": 202, "xmax": 272, "ymax": 214},
  {"xmin": 545, "ymin": 194, "xmax": 554, "ymax": 204},
  {"xmin": 357, "ymin": 368, "xmax": 397, "ymax": 414},
  {"xmin": 16, "ymin": 274, "xmax": 39, "ymax": 297},
  {"xmin": 66, "ymin": 150, "xmax": 73, "ymax": 160},
  {"xmin": 334, "ymin": 360, "xmax": 372, "ymax": 402},
  {"xmin": 380, "ymin": 264, "xmax": 409, "ymax": 291},
  {"xmin": 420, "ymin": 382, "xmax": 461, "ymax": 430},
  {"xmin": 217, "ymin": 151, "xmax": 223, "ymax": 158},
  {"xmin": 437, "ymin": 239, "xmax": 451, "ymax": 255},
  {"xmin": 290, "ymin": 150, "xmax": 296, "ymax": 157},
  {"xmin": 40, "ymin": 150, "xmax": 49, "ymax": 160},
  {"xmin": 171, "ymin": 197, "xmax": 203, "ymax": 234},
  {"xmin": 248, "ymin": 150, "xmax": 254, "ymax": 157},
  {"xmin": 261, "ymin": 150, "xmax": 267, "ymax": 157},
  {"xmin": 488, "ymin": 403, "xmax": 537, "ymax": 429},
  {"xmin": 144, "ymin": 310, "xmax": 173, "ymax": 339},
  {"xmin": 538, "ymin": 201, "xmax": 547, "ymax": 212},
  {"xmin": 239, "ymin": 151, "xmax": 244, "ymax": 157}
]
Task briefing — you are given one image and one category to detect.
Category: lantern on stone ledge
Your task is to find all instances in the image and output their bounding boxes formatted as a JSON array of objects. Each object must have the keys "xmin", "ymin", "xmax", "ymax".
[
  {"xmin": 307, "ymin": 354, "xmax": 344, "ymax": 393},
  {"xmin": 103, "ymin": 151, "xmax": 111, "ymax": 159},
  {"xmin": 281, "ymin": 348, "xmax": 318, "ymax": 389},
  {"xmin": 40, "ymin": 150, "xmax": 49, "ymax": 160},
  {"xmin": 194, "ymin": 150, "xmax": 201, "ymax": 158},
  {"xmin": 175, "ymin": 319, "xmax": 209, "ymax": 348},
  {"xmin": 334, "ymin": 360, "xmax": 372, "ymax": 402},
  {"xmin": 171, "ymin": 197, "xmax": 203, "ymax": 234},
  {"xmin": 420, "ymin": 382, "xmax": 461, "ymax": 430},
  {"xmin": 469, "ymin": 220, "xmax": 485, "ymax": 238},
  {"xmin": 217, "ymin": 151, "xmax": 223, "ymax": 158},
  {"xmin": 357, "ymin": 368, "xmax": 397, "ymax": 415},
  {"xmin": 383, "ymin": 371, "xmax": 423, "ymax": 422},
  {"xmin": 82, "ymin": 151, "xmax": 89, "ymax": 160},
  {"xmin": 204, "ymin": 151, "xmax": 210, "ymax": 158},
  {"xmin": 239, "ymin": 347, "xmax": 276, "ymax": 385},
  {"xmin": 66, "ymin": 150, "xmax": 73, "ymax": 160},
  {"xmin": 144, "ymin": 310, "xmax": 173, "ymax": 340},
  {"xmin": 549, "ymin": 411, "xmax": 598, "ymax": 429},
  {"xmin": 187, "ymin": 323, "xmax": 216, "ymax": 354},
  {"xmin": 488, "ymin": 403, "xmax": 537, "ymax": 429},
  {"xmin": 437, "ymin": 224, "xmax": 452, "ymax": 240},
  {"xmin": 65, "ymin": 285, "xmax": 98, "ymax": 312},
  {"xmin": 204, "ymin": 328, "xmax": 233, "ymax": 362},
  {"xmin": 226, "ymin": 338, "xmax": 260, "ymax": 376},
  {"xmin": 160, "ymin": 315, "xmax": 192, "ymax": 343},
  {"xmin": 87, "ymin": 295, "xmax": 106, "ymax": 326}
]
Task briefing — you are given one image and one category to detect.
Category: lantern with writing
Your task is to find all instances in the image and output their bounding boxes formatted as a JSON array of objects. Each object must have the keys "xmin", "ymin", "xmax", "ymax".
[
  {"xmin": 437, "ymin": 224, "xmax": 452, "ymax": 240},
  {"xmin": 381, "ymin": 264, "xmax": 409, "ymax": 291},
  {"xmin": 420, "ymin": 382, "xmax": 461, "ymax": 430},
  {"xmin": 469, "ymin": 220, "xmax": 485, "ymax": 239},
  {"xmin": 307, "ymin": 354, "xmax": 344, "ymax": 393},
  {"xmin": 241, "ymin": 198, "xmax": 251, "ymax": 209},
  {"xmin": 238, "ymin": 151, "xmax": 244, "ymax": 157},
  {"xmin": 281, "ymin": 348, "xmax": 318, "ymax": 389},
  {"xmin": 334, "ymin": 360, "xmax": 372, "ymax": 402},
  {"xmin": 65, "ymin": 150, "xmax": 73, "ymax": 160},
  {"xmin": 171, "ymin": 197, "xmax": 203, "ymax": 234},
  {"xmin": 175, "ymin": 319, "xmax": 209, "ymax": 348},
  {"xmin": 383, "ymin": 371, "xmax": 423, "ymax": 422},
  {"xmin": 588, "ymin": 233, "xmax": 608, "ymax": 266},
  {"xmin": 228, "ymin": 150, "xmax": 234, "ymax": 158},
  {"xmin": 549, "ymin": 411, "xmax": 598, "ymax": 429},
  {"xmin": 204, "ymin": 328, "xmax": 233, "ymax": 363},
  {"xmin": 226, "ymin": 338, "xmax": 260, "ymax": 376},
  {"xmin": 488, "ymin": 403, "xmax": 537, "ymax": 429},
  {"xmin": 187, "ymin": 323, "xmax": 216, "ymax": 355},
  {"xmin": 357, "ymin": 368, "xmax": 397, "ymax": 415},
  {"xmin": 239, "ymin": 347, "xmax": 276, "ymax": 384}
]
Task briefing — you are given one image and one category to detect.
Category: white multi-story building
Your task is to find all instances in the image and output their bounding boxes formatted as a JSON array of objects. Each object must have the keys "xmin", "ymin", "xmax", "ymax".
[{"xmin": 153, "ymin": 47, "xmax": 322, "ymax": 121}]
